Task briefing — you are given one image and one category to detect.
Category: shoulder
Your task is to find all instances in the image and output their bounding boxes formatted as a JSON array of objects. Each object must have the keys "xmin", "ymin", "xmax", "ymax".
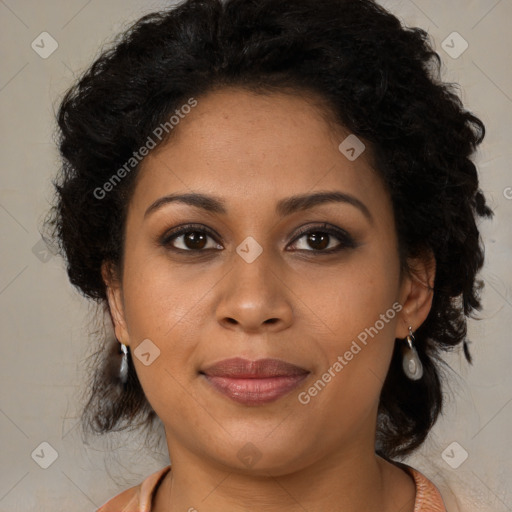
[
  {"xmin": 96, "ymin": 466, "xmax": 171, "ymax": 512},
  {"xmin": 407, "ymin": 466, "xmax": 450, "ymax": 512},
  {"xmin": 96, "ymin": 485, "xmax": 140, "ymax": 512}
]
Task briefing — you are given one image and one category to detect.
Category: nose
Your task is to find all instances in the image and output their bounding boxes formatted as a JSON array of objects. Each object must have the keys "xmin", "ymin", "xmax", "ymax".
[{"xmin": 215, "ymin": 250, "xmax": 294, "ymax": 334}]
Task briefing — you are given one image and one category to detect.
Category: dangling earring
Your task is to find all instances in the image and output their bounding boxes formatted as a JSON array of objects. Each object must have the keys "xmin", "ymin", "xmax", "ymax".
[
  {"xmin": 402, "ymin": 326, "xmax": 423, "ymax": 380},
  {"xmin": 119, "ymin": 343, "xmax": 129, "ymax": 384}
]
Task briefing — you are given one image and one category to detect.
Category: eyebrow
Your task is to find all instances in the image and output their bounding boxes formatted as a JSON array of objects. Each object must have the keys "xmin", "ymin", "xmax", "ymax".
[{"xmin": 144, "ymin": 191, "xmax": 373, "ymax": 224}]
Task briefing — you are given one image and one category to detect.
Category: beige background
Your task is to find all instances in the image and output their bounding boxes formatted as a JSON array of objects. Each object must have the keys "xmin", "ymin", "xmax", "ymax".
[{"xmin": 0, "ymin": 0, "xmax": 511, "ymax": 510}]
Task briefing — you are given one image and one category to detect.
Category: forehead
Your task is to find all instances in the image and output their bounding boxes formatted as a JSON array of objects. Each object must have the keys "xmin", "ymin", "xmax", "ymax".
[{"xmin": 130, "ymin": 87, "xmax": 390, "ymax": 220}]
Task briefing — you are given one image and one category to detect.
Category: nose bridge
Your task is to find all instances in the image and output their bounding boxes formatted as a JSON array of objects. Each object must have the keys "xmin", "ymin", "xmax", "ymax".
[
  {"xmin": 231, "ymin": 239, "xmax": 279, "ymax": 304},
  {"xmin": 216, "ymin": 239, "xmax": 292, "ymax": 330}
]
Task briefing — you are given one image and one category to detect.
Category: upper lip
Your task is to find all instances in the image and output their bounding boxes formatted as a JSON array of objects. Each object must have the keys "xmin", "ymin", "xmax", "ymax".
[{"xmin": 201, "ymin": 357, "xmax": 309, "ymax": 378}]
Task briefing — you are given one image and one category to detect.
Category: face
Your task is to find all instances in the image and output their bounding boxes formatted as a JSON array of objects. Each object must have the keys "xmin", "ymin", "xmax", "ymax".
[{"xmin": 105, "ymin": 87, "xmax": 430, "ymax": 475}]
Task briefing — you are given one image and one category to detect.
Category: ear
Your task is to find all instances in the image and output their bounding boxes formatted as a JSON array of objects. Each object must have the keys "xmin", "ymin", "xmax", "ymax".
[
  {"xmin": 101, "ymin": 261, "xmax": 130, "ymax": 346},
  {"xmin": 395, "ymin": 249, "xmax": 436, "ymax": 339}
]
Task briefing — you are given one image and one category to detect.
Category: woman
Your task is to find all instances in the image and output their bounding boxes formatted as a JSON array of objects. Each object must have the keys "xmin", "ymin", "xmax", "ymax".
[{"xmin": 46, "ymin": 0, "xmax": 493, "ymax": 510}]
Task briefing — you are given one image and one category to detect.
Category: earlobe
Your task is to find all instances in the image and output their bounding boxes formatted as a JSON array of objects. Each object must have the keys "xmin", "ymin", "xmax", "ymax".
[
  {"xmin": 101, "ymin": 261, "xmax": 130, "ymax": 346},
  {"xmin": 396, "ymin": 250, "xmax": 436, "ymax": 339}
]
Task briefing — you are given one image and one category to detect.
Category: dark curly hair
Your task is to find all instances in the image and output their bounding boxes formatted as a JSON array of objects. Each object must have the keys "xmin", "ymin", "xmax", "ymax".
[{"xmin": 45, "ymin": 0, "xmax": 493, "ymax": 460}]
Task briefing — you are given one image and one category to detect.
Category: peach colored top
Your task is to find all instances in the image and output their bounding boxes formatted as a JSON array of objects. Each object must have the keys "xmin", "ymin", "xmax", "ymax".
[{"xmin": 97, "ymin": 464, "xmax": 447, "ymax": 512}]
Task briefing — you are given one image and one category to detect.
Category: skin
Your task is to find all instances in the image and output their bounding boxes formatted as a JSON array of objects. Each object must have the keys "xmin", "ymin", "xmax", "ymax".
[{"xmin": 103, "ymin": 87, "xmax": 436, "ymax": 512}]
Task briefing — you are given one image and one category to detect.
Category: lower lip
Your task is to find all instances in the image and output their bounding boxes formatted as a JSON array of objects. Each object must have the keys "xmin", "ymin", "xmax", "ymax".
[{"xmin": 202, "ymin": 374, "xmax": 309, "ymax": 405}]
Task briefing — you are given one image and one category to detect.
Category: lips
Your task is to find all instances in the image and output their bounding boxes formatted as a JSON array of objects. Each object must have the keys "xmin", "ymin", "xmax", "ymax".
[
  {"xmin": 202, "ymin": 357, "xmax": 309, "ymax": 378},
  {"xmin": 200, "ymin": 357, "xmax": 309, "ymax": 405}
]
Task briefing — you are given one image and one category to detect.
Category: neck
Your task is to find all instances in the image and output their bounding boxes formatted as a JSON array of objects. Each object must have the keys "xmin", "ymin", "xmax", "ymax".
[{"xmin": 153, "ymin": 440, "xmax": 416, "ymax": 512}]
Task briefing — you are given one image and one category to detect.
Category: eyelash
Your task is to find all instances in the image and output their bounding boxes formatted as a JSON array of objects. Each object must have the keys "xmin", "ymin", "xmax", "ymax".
[{"xmin": 159, "ymin": 223, "xmax": 357, "ymax": 255}]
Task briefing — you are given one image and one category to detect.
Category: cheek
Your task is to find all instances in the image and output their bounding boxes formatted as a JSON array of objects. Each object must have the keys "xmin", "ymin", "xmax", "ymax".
[
  {"xmin": 121, "ymin": 249, "xmax": 217, "ymax": 340},
  {"xmin": 298, "ymin": 306, "xmax": 398, "ymax": 439},
  {"xmin": 297, "ymin": 253, "xmax": 400, "ymax": 411},
  {"xmin": 120, "ymin": 252, "xmax": 212, "ymax": 409},
  {"xmin": 299, "ymin": 247, "xmax": 400, "ymax": 344}
]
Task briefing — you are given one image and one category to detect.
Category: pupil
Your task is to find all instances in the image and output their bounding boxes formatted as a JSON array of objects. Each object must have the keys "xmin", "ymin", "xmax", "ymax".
[
  {"xmin": 309, "ymin": 233, "xmax": 329, "ymax": 250},
  {"xmin": 186, "ymin": 232, "xmax": 206, "ymax": 250}
]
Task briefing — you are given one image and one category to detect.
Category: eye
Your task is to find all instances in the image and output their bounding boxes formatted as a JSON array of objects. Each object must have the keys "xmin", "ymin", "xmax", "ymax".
[
  {"xmin": 160, "ymin": 224, "xmax": 223, "ymax": 252},
  {"xmin": 288, "ymin": 223, "xmax": 357, "ymax": 253},
  {"xmin": 159, "ymin": 222, "xmax": 357, "ymax": 254}
]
